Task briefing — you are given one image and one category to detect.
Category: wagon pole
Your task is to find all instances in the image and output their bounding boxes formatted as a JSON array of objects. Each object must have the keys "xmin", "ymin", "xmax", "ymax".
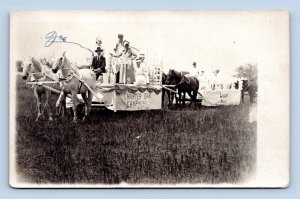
[
  {"xmin": 162, "ymin": 84, "xmax": 176, "ymax": 88},
  {"xmin": 26, "ymin": 81, "xmax": 58, "ymax": 84},
  {"xmin": 161, "ymin": 85, "xmax": 178, "ymax": 94},
  {"xmin": 26, "ymin": 82, "xmax": 72, "ymax": 98}
]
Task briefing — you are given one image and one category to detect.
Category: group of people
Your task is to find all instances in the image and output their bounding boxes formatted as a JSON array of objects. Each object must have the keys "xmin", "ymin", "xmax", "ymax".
[
  {"xmin": 90, "ymin": 34, "xmax": 149, "ymax": 85},
  {"xmin": 187, "ymin": 62, "xmax": 237, "ymax": 91}
]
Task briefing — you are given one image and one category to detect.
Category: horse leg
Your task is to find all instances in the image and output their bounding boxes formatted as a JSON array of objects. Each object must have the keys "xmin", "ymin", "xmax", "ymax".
[
  {"xmin": 167, "ymin": 91, "xmax": 171, "ymax": 107},
  {"xmin": 182, "ymin": 92, "xmax": 186, "ymax": 106},
  {"xmin": 192, "ymin": 91, "xmax": 197, "ymax": 108},
  {"xmin": 186, "ymin": 90, "xmax": 192, "ymax": 107},
  {"xmin": 178, "ymin": 91, "xmax": 182, "ymax": 106},
  {"xmin": 170, "ymin": 91, "xmax": 176, "ymax": 107},
  {"xmin": 82, "ymin": 90, "xmax": 93, "ymax": 122},
  {"xmin": 71, "ymin": 91, "xmax": 80, "ymax": 123},
  {"xmin": 34, "ymin": 89, "xmax": 42, "ymax": 122},
  {"xmin": 189, "ymin": 90, "xmax": 197, "ymax": 108},
  {"xmin": 61, "ymin": 93, "xmax": 67, "ymax": 117},
  {"xmin": 45, "ymin": 90, "xmax": 53, "ymax": 121},
  {"xmin": 58, "ymin": 93, "xmax": 67, "ymax": 117},
  {"xmin": 168, "ymin": 92, "xmax": 172, "ymax": 107},
  {"xmin": 162, "ymin": 89, "xmax": 165, "ymax": 108},
  {"xmin": 87, "ymin": 90, "xmax": 93, "ymax": 115},
  {"xmin": 56, "ymin": 91, "xmax": 65, "ymax": 115},
  {"xmin": 175, "ymin": 93, "xmax": 178, "ymax": 105},
  {"xmin": 188, "ymin": 91, "xmax": 193, "ymax": 107}
]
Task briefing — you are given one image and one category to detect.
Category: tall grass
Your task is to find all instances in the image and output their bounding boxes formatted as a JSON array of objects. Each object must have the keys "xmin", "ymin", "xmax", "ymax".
[{"xmin": 15, "ymin": 75, "xmax": 256, "ymax": 185}]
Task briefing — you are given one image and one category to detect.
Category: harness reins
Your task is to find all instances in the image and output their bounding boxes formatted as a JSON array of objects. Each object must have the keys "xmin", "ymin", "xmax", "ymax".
[
  {"xmin": 175, "ymin": 72, "xmax": 191, "ymax": 87},
  {"xmin": 57, "ymin": 58, "xmax": 85, "ymax": 94}
]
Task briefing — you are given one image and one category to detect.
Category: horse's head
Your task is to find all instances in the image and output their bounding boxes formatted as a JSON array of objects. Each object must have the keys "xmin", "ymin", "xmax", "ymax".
[
  {"xmin": 165, "ymin": 69, "xmax": 181, "ymax": 85},
  {"xmin": 52, "ymin": 51, "xmax": 66, "ymax": 74},
  {"xmin": 22, "ymin": 57, "xmax": 35, "ymax": 80}
]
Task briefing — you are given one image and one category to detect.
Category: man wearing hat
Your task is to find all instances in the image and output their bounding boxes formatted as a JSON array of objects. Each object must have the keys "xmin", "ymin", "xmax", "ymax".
[{"xmin": 91, "ymin": 47, "xmax": 106, "ymax": 80}]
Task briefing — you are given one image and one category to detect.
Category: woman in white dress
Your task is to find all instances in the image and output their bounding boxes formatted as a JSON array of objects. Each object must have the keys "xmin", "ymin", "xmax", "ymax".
[
  {"xmin": 111, "ymin": 40, "xmax": 137, "ymax": 83},
  {"xmin": 134, "ymin": 54, "xmax": 148, "ymax": 85}
]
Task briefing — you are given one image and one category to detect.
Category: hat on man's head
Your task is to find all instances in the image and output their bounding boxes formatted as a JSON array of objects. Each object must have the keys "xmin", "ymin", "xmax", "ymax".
[
  {"xmin": 123, "ymin": 41, "xmax": 130, "ymax": 46},
  {"xmin": 136, "ymin": 54, "xmax": 145, "ymax": 61},
  {"xmin": 118, "ymin": 34, "xmax": 124, "ymax": 38},
  {"xmin": 95, "ymin": 47, "xmax": 103, "ymax": 52},
  {"xmin": 193, "ymin": 62, "xmax": 196, "ymax": 65},
  {"xmin": 96, "ymin": 37, "xmax": 102, "ymax": 43}
]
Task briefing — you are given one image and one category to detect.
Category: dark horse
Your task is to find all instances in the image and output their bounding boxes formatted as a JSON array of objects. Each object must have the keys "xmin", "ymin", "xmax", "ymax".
[
  {"xmin": 162, "ymin": 73, "xmax": 178, "ymax": 107},
  {"xmin": 165, "ymin": 69, "xmax": 199, "ymax": 106}
]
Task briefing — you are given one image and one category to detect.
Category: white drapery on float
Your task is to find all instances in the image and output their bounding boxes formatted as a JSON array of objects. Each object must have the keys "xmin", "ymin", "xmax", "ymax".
[
  {"xmin": 200, "ymin": 90, "xmax": 241, "ymax": 106},
  {"xmin": 197, "ymin": 73, "xmax": 242, "ymax": 106},
  {"xmin": 93, "ymin": 84, "xmax": 162, "ymax": 111}
]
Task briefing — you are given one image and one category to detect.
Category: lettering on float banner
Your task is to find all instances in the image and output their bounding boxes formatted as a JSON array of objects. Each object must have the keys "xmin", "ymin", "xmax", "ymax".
[
  {"xmin": 123, "ymin": 91, "xmax": 152, "ymax": 109},
  {"xmin": 201, "ymin": 90, "xmax": 241, "ymax": 106},
  {"xmin": 219, "ymin": 92, "xmax": 229, "ymax": 104}
]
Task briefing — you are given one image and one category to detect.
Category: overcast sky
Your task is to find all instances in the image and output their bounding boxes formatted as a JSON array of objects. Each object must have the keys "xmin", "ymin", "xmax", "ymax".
[{"xmin": 11, "ymin": 10, "xmax": 288, "ymax": 77}]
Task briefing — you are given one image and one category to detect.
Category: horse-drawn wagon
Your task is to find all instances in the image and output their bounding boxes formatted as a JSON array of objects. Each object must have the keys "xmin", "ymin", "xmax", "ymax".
[{"xmin": 23, "ymin": 52, "xmax": 249, "ymax": 122}]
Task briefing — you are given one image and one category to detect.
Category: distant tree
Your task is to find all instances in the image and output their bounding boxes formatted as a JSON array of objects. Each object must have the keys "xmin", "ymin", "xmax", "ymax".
[
  {"xmin": 234, "ymin": 63, "xmax": 257, "ymax": 87},
  {"xmin": 16, "ymin": 60, "xmax": 23, "ymax": 72},
  {"xmin": 234, "ymin": 64, "xmax": 258, "ymax": 103}
]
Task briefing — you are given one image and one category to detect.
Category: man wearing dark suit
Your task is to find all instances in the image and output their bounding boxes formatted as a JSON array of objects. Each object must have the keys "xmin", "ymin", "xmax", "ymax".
[{"xmin": 91, "ymin": 47, "xmax": 106, "ymax": 80}]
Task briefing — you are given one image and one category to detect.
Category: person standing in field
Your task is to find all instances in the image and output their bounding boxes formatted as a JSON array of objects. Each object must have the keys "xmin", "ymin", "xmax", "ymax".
[
  {"xmin": 199, "ymin": 70, "xmax": 208, "ymax": 90},
  {"xmin": 189, "ymin": 62, "xmax": 200, "ymax": 77}
]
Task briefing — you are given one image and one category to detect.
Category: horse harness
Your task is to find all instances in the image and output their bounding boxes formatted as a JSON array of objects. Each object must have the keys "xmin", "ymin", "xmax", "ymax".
[
  {"xmin": 28, "ymin": 72, "xmax": 57, "ymax": 88},
  {"xmin": 175, "ymin": 74, "xmax": 191, "ymax": 88},
  {"xmin": 58, "ymin": 72, "xmax": 84, "ymax": 94},
  {"xmin": 174, "ymin": 73, "xmax": 202, "ymax": 97}
]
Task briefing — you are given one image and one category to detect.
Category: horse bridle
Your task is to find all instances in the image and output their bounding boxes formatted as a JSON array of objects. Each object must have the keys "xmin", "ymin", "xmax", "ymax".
[
  {"xmin": 56, "ymin": 57, "xmax": 65, "ymax": 69},
  {"xmin": 56, "ymin": 57, "xmax": 74, "ymax": 80},
  {"xmin": 55, "ymin": 56, "xmax": 84, "ymax": 94}
]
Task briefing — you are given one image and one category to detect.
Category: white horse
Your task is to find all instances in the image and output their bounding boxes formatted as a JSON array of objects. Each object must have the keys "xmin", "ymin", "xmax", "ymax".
[
  {"xmin": 52, "ymin": 52, "xmax": 96, "ymax": 122},
  {"xmin": 22, "ymin": 57, "xmax": 63, "ymax": 121}
]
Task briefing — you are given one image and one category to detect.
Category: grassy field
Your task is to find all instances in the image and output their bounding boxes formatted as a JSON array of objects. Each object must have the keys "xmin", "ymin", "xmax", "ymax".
[{"xmin": 15, "ymin": 75, "xmax": 256, "ymax": 185}]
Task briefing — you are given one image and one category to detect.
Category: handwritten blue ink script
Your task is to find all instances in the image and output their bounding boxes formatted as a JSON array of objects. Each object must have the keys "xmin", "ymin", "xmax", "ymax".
[{"xmin": 45, "ymin": 31, "xmax": 94, "ymax": 55}]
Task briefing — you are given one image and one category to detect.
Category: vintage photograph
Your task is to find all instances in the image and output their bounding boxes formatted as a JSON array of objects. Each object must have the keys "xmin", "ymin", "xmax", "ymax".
[{"xmin": 9, "ymin": 10, "xmax": 289, "ymax": 187}]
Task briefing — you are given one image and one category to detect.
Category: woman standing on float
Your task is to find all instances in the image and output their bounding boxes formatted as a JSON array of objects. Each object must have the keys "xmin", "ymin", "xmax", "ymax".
[{"xmin": 110, "ymin": 35, "xmax": 137, "ymax": 83}]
